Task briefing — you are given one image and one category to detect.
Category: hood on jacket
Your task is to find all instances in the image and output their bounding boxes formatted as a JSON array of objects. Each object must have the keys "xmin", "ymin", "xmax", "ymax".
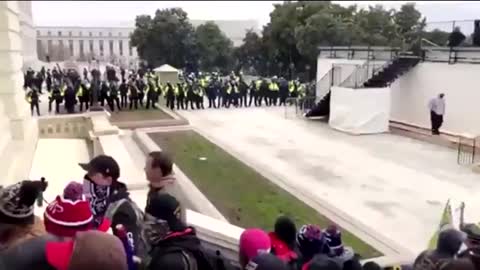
[
  {"xmin": 437, "ymin": 228, "xmax": 464, "ymax": 256},
  {"xmin": 268, "ymin": 232, "xmax": 298, "ymax": 263},
  {"xmin": 108, "ymin": 181, "xmax": 130, "ymax": 204}
]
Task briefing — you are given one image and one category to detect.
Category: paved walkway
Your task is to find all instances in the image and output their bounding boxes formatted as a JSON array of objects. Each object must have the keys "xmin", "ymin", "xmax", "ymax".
[{"xmin": 177, "ymin": 106, "xmax": 480, "ymax": 255}]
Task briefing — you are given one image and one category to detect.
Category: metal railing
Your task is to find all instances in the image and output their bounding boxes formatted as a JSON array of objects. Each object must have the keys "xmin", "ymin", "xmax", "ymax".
[
  {"xmin": 457, "ymin": 135, "xmax": 478, "ymax": 165},
  {"xmin": 284, "ymin": 96, "xmax": 323, "ymax": 118},
  {"xmin": 423, "ymin": 20, "xmax": 477, "ymax": 47},
  {"xmin": 316, "ymin": 66, "xmax": 341, "ymax": 98},
  {"xmin": 340, "ymin": 59, "xmax": 390, "ymax": 89}
]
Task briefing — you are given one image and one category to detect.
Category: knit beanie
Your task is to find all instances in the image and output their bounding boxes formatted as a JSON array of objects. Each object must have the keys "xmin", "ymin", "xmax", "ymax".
[
  {"xmin": 324, "ymin": 225, "xmax": 344, "ymax": 256},
  {"xmin": 0, "ymin": 180, "xmax": 48, "ymax": 225},
  {"xmin": 240, "ymin": 228, "xmax": 272, "ymax": 262},
  {"xmin": 63, "ymin": 182, "xmax": 83, "ymax": 201},
  {"xmin": 45, "ymin": 230, "xmax": 127, "ymax": 270},
  {"xmin": 296, "ymin": 225, "xmax": 329, "ymax": 261},
  {"xmin": 44, "ymin": 194, "xmax": 93, "ymax": 238}
]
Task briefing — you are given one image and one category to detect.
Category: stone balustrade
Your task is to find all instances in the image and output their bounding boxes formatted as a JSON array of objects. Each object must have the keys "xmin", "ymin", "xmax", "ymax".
[
  {"xmin": 187, "ymin": 209, "xmax": 242, "ymax": 266},
  {"xmin": 38, "ymin": 114, "xmax": 92, "ymax": 139}
]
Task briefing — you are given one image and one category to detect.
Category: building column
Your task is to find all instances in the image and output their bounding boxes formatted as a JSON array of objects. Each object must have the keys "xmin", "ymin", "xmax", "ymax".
[
  {"xmin": 73, "ymin": 39, "xmax": 80, "ymax": 60},
  {"xmin": 0, "ymin": 1, "xmax": 35, "ymax": 140},
  {"xmin": 93, "ymin": 39, "xmax": 100, "ymax": 60}
]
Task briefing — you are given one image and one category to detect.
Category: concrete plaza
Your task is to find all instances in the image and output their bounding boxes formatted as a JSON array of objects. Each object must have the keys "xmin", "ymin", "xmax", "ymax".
[{"xmin": 177, "ymin": 106, "xmax": 480, "ymax": 255}]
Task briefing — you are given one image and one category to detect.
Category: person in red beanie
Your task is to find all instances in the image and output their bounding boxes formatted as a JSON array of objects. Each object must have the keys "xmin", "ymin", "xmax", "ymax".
[{"xmin": 44, "ymin": 181, "xmax": 110, "ymax": 239}]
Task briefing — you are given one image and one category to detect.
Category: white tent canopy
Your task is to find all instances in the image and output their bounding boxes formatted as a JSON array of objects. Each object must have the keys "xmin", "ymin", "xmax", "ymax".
[
  {"xmin": 154, "ymin": 64, "xmax": 178, "ymax": 72},
  {"xmin": 154, "ymin": 64, "xmax": 179, "ymax": 83}
]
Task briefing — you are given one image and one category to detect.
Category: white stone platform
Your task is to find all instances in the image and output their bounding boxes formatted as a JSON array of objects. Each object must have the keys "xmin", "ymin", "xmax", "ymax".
[
  {"xmin": 176, "ymin": 106, "xmax": 480, "ymax": 256},
  {"xmin": 30, "ymin": 138, "xmax": 90, "ymax": 215}
]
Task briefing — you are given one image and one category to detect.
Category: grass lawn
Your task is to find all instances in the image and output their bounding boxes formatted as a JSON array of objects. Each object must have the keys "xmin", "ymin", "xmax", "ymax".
[
  {"xmin": 149, "ymin": 130, "xmax": 381, "ymax": 258},
  {"xmin": 109, "ymin": 108, "xmax": 172, "ymax": 122}
]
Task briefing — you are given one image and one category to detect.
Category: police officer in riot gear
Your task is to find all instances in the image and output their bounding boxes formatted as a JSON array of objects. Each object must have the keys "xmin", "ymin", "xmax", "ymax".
[
  {"xmin": 128, "ymin": 78, "xmax": 139, "ymax": 110},
  {"xmin": 176, "ymin": 82, "xmax": 186, "ymax": 110},
  {"xmin": 26, "ymin": 86, "xmax": 40, "ymax": 116},
  {"xmin": 108, "ymin": 81, "xmax": 121, "ymax": 112},
  {"xmin": 49, "ymin": 81, "xmax": 63, "ymax": 114},
  {"xmin": 119, "ymin": 79, "xmax": 128, "ymax": 108},
  {"xmin": 165, "ymin": 82, "xmax": 175, "ymax": 110}
]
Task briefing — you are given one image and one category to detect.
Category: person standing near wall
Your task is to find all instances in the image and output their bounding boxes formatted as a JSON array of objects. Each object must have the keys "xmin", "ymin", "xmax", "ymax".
[{"xmin": 428, "ymin": 93, "xmax": 446, "ymax": 135}]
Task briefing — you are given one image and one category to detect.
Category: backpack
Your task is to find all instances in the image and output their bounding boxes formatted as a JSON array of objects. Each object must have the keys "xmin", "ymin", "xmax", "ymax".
[
  {"xmin": 148, "ymin": 243, "xmax": 234, "ymax": 270},
  {"xmin": 105, "ymin": 198, "xmax": 146, "ymax": 257}
]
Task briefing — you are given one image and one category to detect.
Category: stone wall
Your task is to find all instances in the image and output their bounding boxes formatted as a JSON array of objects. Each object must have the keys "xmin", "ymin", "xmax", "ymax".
[
  {"xmin": 0, "ymin": 1, "xmax": 38, "ymax": 185},
  {"xmin": 17, "ymin": 1, "xmax": 37, "ymax": 69}
]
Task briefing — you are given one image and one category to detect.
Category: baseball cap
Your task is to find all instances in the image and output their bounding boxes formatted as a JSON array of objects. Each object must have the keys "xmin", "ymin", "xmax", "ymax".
[
  {"xmin": 245, "ymin": 253, "xmax": 288, "ymax": 270},
  {"xmin": 79, "ymin": 155, "xmax": 120, "ymax": 180}
]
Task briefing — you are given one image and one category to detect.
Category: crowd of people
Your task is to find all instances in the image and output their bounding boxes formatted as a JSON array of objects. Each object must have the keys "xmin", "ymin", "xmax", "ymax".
[
  {"xmin": 23, "ymin": 64, "xmax": 310, "ymax": 116},
  {"xmin": 0, "ymin": 151, "xmax": 361, "ymax": 270},
  {"xmin": 2, "ymin": 150, "xmax": 480, "ymax": 270}
]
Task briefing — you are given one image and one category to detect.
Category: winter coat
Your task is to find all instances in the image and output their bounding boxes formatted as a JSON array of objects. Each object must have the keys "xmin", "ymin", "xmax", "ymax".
[
  {"xmin": 0, "ymin": 217, "xmax": 57, "ymax": 270},
  {"xmin": 0, "ymin": 216, "xmax": 46, "ymax": 250},
  {"xmin": 147, "ymin": 228, "xmax": 212, "ymax": 270}
]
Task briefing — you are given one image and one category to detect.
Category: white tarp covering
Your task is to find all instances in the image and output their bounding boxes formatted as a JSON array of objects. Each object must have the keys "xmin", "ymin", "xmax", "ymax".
[{"xmin": 329, "ymin": 86, "xmax": 391, "ymax": 135}]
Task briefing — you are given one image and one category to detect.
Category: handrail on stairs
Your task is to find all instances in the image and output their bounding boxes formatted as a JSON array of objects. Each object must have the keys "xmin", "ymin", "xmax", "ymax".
[
  {"xmin": 340, "ymin": 59, "xmax": 388, "ymax": 89},
  {"xmin": 316, "ymin": 66, "xmax": 340, "ymax": 99}
]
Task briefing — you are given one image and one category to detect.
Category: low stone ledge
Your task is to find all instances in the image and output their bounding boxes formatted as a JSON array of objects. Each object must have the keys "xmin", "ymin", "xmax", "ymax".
[
  {"xmin": 38, "ymin": 114, "xmax": 91, "ymax": 139},
  {"xmin": 361, "ymin": 255, "xmax": 414, "ymax": 268},
  {"xmin": 132, "ymin": 129, "xmax": 227, "ymax": 222},
  {"xmin": 89, "ymin": 111, "xmax": 120, "ymax": 136},
  {"xmin": 187, "ymin": 209, "xmax": 242, "ymax": 263},
  {"xmin": 114, "ymin": 118, "xmax": 189, "ymax": 129},
  {"xmin": 473, "ymin": 163, "xmax": 480, "ymax": 174}
]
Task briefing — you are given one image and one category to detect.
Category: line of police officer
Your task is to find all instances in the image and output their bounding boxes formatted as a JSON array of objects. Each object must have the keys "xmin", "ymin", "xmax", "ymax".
[
  {"xmin": 164, "ymin": 71, "xmax": 307, "ymax": 111},
  {"xmin": 24, "ymin": 66, "xmax": 307, "ymax": 116}
]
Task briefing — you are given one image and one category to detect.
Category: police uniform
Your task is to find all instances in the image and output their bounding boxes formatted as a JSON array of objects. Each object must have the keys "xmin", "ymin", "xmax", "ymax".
[{"xmin": 26, "ymin": 87, "xmax": 40, "ymax": 116}]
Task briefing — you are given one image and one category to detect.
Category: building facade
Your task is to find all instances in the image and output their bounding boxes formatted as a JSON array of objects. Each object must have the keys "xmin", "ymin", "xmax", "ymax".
[
  {"xmin": 18, "ymin": 1, "xmax": 37, "ymax": 69},
  {"xmin": 35, "ymin": 19, "xmax": 258, "ymax": 67},
  {"xmin": 36, "ymin": 26, "xmax": 139, "ymax": 68}
]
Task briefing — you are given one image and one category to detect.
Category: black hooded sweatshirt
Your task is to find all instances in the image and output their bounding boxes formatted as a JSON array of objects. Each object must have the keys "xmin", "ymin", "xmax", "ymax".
[{"xmin": 413, "ymin": 229, "xmax": 464, "ymax": 270}]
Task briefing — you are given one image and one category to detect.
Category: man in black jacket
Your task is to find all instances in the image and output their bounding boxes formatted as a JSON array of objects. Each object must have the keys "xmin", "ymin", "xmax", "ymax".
[
  {"xmin": 413, "ymin": 228, "xmax": 464, "ymax": 270},
  {"xmin": 79, "ymin": 155, "xmax": 145, "ymax": 260},
  {"xmin": 144, "ymin": 193, "xmax": 212, "ymax": 270}
]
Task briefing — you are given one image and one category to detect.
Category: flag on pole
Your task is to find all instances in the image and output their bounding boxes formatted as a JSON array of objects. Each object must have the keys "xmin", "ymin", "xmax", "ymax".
[{"xmin": 428, "ymin": 199, "xmax": 453, "ymax": 249}]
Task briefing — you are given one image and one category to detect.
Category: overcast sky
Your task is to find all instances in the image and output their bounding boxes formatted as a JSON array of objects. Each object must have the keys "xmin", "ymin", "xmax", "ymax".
[{"xmin": 32, "ymin": 1, "xmax": 480, "ymax": 32}]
